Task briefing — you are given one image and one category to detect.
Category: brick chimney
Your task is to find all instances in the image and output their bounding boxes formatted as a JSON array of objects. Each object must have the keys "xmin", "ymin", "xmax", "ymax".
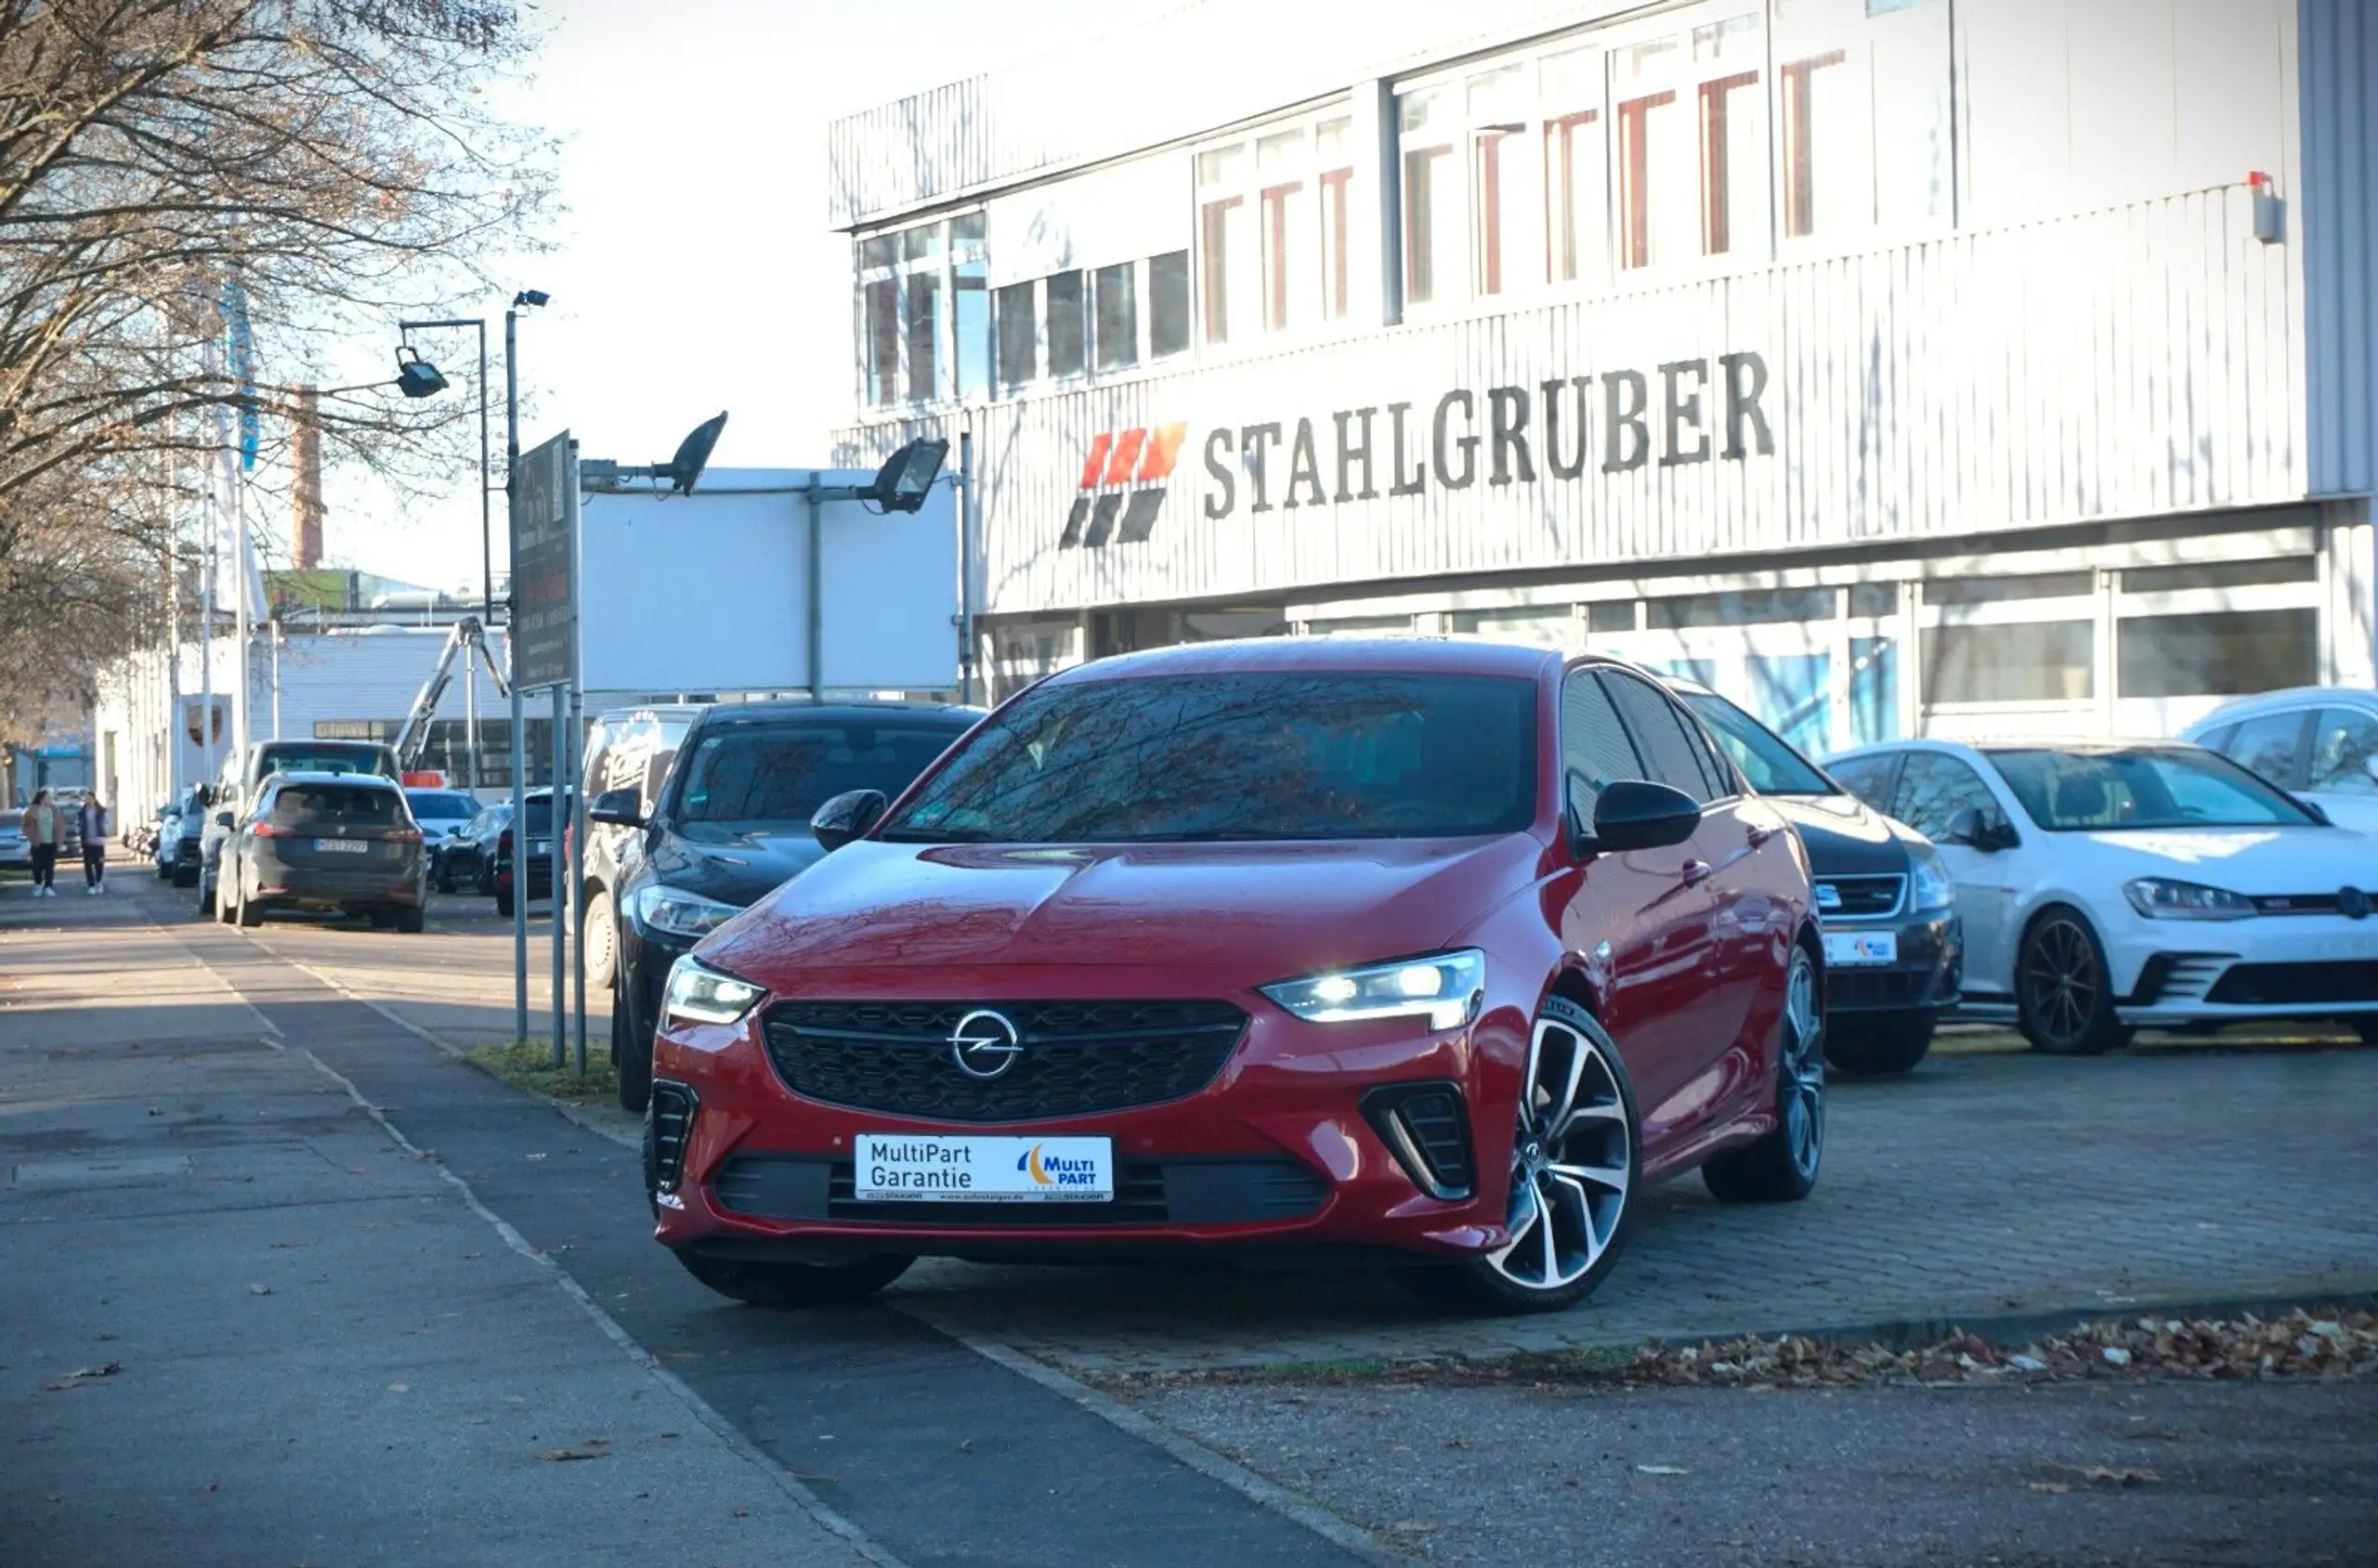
[{"xmin": 293, "ymin": 385, "xmax": 324, "ymax": 569}]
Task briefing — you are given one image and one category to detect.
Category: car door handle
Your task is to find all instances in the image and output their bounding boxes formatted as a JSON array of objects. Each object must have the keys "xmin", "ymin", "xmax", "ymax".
[
  {"xmin": 1681, "ymin": 859, "xmax": 1713, "ymax": 885},
  {"xmin": 1745, "ymin": 824, "xmax": 1774, "ymax": 848}
]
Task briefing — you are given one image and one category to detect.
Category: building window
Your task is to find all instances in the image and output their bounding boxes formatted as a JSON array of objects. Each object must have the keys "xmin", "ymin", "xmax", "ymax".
[
  {"xmin": 1200, "ymin": 112, "xmax": 1362, "ymax": 343},
  {"xmin": 2117, "ymin": 609, "xmax": 2317, "ymax": 700},
  {"xmin": 1401, "ymin": 88, "xmax": 1460, "ymax": 305},
  {"xmin": 1149, "ymin": 250, "xmax": 1191, "ymax": 357},
  {"xmin": 1927, "ymin": 621, "xmax": 2096, "ymax": 703},
  {"xmin": 1093, "ymin": 262, "xmax": 1138, "ymax": 372},
  {"xmin": 1695, "ymin": 15, "xmax": 1765, "ymax": 256},
  {"xmin": 1775, "ymin": 0, "xmax": 1950, "ymax": 239},
  {"xmin": 996, "ymin": 281, "xmax": 1036, "ymax": 389},
  {"xmin": 1468, "ymin": 64, "xmax": 1530, "ymax": 298},
  {"xmin": 852, "ymin": 212, "xmax": 987, "ymax": 409},
  {"xmin": 1045, "ymin": 269, "xmax": 1085, "ymax": 378}
]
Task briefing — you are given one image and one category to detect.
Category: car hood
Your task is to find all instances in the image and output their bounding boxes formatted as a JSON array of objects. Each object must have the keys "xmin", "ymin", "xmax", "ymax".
[
  {"xmin": 702, "ymin": 834, "xmax": 1545, "ymax": 984},
  {"xmin": 1764, "ymin": 791, "xmax": 1915, "ymax": 875},
  {"xmin": 2063, "ymin": 825, "xmax": 2378, "ymax": 893},
  {"xmin": 647, "ymin": 825, "xmax": 831, "ymax": 909}
]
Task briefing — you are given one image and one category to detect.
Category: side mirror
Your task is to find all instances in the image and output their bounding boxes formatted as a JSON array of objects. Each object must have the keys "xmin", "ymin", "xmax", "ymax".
[
  {"xmin": 1945, "ymin": 806, "xmax": 2016, "ymax": 853},
  {"xmin": 2298, "ymin": 795, "xmax": 2333, "ymax": 826},
  {"xmin": 214, "ymin": 811, "xmax": 235, "ymax": 829},
  {"xmin": 1588, "ymin": 780, "xmax": 1703, "ymax": 853},
  {"xmin": 588, "ymin": 787, "xmax": 644, "ymax": 829},
  {"xmin": 810, "ymin": 789, "xmax": 889, "ymax": 853}
]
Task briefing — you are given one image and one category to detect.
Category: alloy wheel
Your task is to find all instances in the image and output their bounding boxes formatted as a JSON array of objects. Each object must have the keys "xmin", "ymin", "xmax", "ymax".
[
  {"xmin": 2024, "ymin": 916, "xmax": 2099, "ymax": 1048},
  {"xmin": 1779, "ymin": 947, "xmax": 1824, "ymax": 1179},
  {"xmin": 1485, "ymin": 1011, "xmax": 1632, "ymax": 1293}
]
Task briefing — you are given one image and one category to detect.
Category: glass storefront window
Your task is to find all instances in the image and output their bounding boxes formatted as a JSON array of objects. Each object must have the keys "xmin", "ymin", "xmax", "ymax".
[
  {"xmin": 2116, "ymin": 608, "xmax": 2316, "ymax": 700},
  {"xmin": 1747, "ymin": 652, "xmax": 1831, "ymax": 756},
  {"xmin": 1927, "ymin": 621, "xmax": 2094, "ymax": 702},
  {"xmin": 1849, "ymin": 635, "xmax": 1898, "ymax": 744},
  {"xmin": 1647, "ymin": 587, "xmax": 1835, "ymax": 629}
]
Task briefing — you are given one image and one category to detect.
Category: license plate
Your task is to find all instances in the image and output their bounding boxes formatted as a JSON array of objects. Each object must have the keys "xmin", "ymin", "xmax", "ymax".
[
  {"xmin": 1823, "ymin": 930, "xmax": 1898, "ymax": 967},
  {"xmin": 314, "ymin": 838, "xmax": 369, "ymax": 855},
  {"xmin": 852, "ymin": 1134, "xmax": 1114, "ymax": 1203}
]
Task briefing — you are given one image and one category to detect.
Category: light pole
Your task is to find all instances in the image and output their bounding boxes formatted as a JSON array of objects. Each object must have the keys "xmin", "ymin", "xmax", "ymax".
[
  {"xmin": 398, "ymin": 316, "xmax": 490, "ymax": 788},
  {"xmin": 505, "ymin": 289, "xmax": 547, "ymax": 1050}
]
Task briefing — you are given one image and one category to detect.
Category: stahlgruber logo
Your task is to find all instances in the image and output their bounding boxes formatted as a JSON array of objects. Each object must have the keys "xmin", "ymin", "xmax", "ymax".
[{"xmin": 1059, "ymin": 423, "xmax": 1187, "ymax": 550}]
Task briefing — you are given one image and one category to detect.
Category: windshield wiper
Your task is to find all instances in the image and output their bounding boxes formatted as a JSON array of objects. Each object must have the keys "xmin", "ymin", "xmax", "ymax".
[{"xmin": 875, "ymin": 826, "xmax": 1002, "ymax": 843}]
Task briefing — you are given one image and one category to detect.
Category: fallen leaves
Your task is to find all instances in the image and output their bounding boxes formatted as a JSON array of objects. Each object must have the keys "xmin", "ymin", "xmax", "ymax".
[
  {"xmin": 1635, "ymin": 1464, "xmax": 1689, "ymax": 1476},
  {"xmin": 537, "ymin": 1439, "xmax": 609, "ymax": 1462},
  {"xmin": 2071, "ymin": 1464, "xmax": 2161, "ymax": 1487},
  {"xmin": 1099, "ymin": 1308, "xmax": 2378, "ymax": 1393},
  {"xmin": 247, "ymin": 1283, "xmax": 272, "ymax": 1297},
  {"xmin": 43, "ymin": 1362, "xmax": 122, "ymax": 1392}
]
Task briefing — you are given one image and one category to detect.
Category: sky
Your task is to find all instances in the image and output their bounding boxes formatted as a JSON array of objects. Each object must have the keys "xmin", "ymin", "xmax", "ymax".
[{"xmin": 317, "ymin": 0, "xmax": 1150, "ymax": 587}]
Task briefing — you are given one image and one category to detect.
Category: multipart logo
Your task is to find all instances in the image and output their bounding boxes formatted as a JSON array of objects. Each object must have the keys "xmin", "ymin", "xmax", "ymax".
[
  {"xmin": 1018, "ymin": 1143, "xmax": 1101, "ymax": 1190},
  {"xmin": 1059, "ymin": 423, "xmax": 1187, "ymax": 550}
]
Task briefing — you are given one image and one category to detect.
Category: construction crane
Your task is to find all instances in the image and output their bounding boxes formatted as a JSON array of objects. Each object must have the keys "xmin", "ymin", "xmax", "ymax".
[{"xmin": 394, "ymin": 617, "xmax": 513, "ymax": 771}]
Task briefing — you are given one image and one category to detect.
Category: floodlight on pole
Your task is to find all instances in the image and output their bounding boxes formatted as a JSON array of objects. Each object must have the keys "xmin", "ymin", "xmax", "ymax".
[
  {"xmin": 395, "ymin": 346, "xmax": 448, "ymax": 399},
  {"xmin": 577, "ymin": 412, "xmax": 730, "ymax": 497}
]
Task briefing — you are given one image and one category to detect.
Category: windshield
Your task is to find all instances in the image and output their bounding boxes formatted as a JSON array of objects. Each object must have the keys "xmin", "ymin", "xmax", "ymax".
[
  {"xmin": 672, "ymin": 719, "xmax": 966, "ymax": 833},
  {"xmin": 259, "ymin": 743, "xmax": 394, "ymax": 781},
  {"xmin": 880, "ymin": 672, "xmax": 1541, "ymax": 844},
  {"xmin": 1679, "ymin": 692, "xmax": 1835, "ymax": 795},
  {"xmin": 1988, "ymin": 747, "xmax": 2319, "ymax": 831},
  {"xmin": 406, "ymin": 791, "xmax": 475, "ymax": 820}
]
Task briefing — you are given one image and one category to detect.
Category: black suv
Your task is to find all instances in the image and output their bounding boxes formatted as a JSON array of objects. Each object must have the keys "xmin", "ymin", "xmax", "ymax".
[
  {"xmin": 593, "ymin": 700, "xmax": 981, "ymax": 1111},
  {"xmin": 1662, "ymin": 676, "xmax": 1964, "ymax": 1075}
]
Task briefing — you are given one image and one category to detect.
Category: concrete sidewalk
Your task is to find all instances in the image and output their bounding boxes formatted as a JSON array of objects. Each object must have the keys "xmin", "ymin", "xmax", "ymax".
[{"xmin": 0, "ymin": 890, "xmax": 874, "ymax": 1567}]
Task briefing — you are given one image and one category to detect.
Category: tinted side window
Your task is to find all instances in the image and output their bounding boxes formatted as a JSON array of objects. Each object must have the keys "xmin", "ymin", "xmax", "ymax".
[
  {"xmin": 2221, "ymin": 711, "xmax": 2309, "ymax": 788},
  {"xmin": 1559, "ymin": 670, "xmax": 1644, "ymax": 820},
  {"xmin": 2308, "ymin": 708, "xmax": 2378, "ymax": 796},
  {"xmin": 1826, "ymin": 753, "xmax": 1898, "ymax": 810},
  {"xmin": 1890, "ymin": 753, "xmax": 1998, "ymax": 840},
  {"xmin": 1600, "ymin": 672, "xmax": 1715, "ymax": 803},
  {"xmin": 273, "ymin": 785, "xmax": 399, "ymax": 825}
]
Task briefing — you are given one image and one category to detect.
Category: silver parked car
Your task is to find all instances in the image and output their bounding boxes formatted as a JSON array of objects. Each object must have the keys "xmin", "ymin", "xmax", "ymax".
[{"xmin": 2181, "ymin": 686, "xmax": 2378, "ymax": 834}]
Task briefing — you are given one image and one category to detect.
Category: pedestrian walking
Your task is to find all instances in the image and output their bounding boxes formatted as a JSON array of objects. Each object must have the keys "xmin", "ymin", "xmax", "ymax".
[
  {"xmin": 23, "ymin": 788, "xmax": 62, "ymax": 897},
  {"xmin": 78, "ymin": 794, "xmax": 109, "ymax": 893}
]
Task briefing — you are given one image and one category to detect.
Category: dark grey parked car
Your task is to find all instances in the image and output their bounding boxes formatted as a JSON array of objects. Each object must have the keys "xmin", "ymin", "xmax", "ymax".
[{"xmin": 216, "ymin": 772, "xmax": 428, "ymax": 931}]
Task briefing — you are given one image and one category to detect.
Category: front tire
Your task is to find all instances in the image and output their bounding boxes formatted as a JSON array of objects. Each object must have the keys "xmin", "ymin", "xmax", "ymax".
[
  {"xmin": 494, "ymin": 886, "xmax": 514, "ymax": 919},
  {"xmin": 670, "ymin": 1248, "xmax": 913, "ymax": 1308},
  {"xmin": 394, "ymin": 904, "xmax": 425, "ymax": 934},
  {"xmin": 234, "ymin": 876, "xmax": 263, "ymax": 928},
  {"xmin": 1396, "ymin": 994, "xmax": 1639, "ymax": 1315},
  {"xmin": 615, "ymin": 965, "xmax": 653, "ymax": 1114},
  {"xmin": 2017, "ymin": 906, "xmax": 2133, "ymax": 1056},
  {"xmin": 582, "ymin": 889, "xmax": 618, "ymax": 991},
  {"xmin": 1825, "ymin": 1011, "xmax": 1935, "ymax": 1076},
  {"xmin": 1705, "ymin": 939, "xmax": 1826, "ymax": 1203}
]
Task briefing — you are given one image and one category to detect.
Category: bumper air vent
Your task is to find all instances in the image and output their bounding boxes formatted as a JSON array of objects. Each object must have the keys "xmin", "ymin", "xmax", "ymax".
[
  {"xmin": 647, "ymin": 1080, "xmax": 698, "ymax": 1193},
  {"xmin": 1364, "ymin": 1082, "xmax": 1476, "ymax": 1201}
]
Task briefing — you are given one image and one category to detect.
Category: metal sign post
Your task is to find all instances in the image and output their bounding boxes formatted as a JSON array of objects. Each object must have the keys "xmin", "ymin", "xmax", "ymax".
[{"xmin": 512, "ymin": 429, "xmax": 581, "ymax": 1068}]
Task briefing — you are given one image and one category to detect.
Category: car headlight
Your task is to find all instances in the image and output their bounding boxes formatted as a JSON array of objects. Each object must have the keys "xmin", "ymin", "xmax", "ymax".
[
  {"xmin": 628, "ymin": 882, "xmax": 741, "ymax": 939},
  {"xmin": 1260, "ymin": 949, "xmax": 1484, "ymax": 1030},
  {"xmin": 2123, "ymin": 877, "xmax": 2256, "ymax": 921},
  {"xmin": 662, "ymin": 956, "xmax": 764, "ymax": 1026},
  {"xmin": 1908, "ymin": 846, "xmax": 1955, "ymax": 913}
]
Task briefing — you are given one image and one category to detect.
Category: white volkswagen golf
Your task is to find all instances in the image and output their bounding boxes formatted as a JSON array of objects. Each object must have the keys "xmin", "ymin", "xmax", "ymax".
[{"xmin": 1822, "ymin": 737, "xmax": 2378, "ymax": 1053}]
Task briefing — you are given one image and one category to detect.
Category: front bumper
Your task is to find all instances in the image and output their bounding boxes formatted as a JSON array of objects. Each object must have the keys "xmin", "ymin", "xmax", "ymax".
[
  {"xmin": 651, "ymin": 967, "xmax": 1526, "ymax": 1267},
  {"xmin": 2110, "ymin": 910, "xmax": 2378, "ymax": 1024},
  {"xmin": 1819, "ymin": 909, "xmax": 1962, "ymax": 1018}
]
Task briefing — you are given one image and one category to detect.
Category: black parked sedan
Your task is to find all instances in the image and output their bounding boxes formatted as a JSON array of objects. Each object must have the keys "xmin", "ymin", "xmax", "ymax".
[
  {"xmin": 436, "ymin": 802, "xmax": 510, "ymax": 894},
  {"xmin": 591, "ymin": 700, "xmax": 981, "ymax": 1112},
  {"xmin": 216, "ymin": 772, "xmax": 428, "ymax": 931},
  {"xmin": 1664, "ymin": 677, "xmax": 1963, "ymax": 1075}
]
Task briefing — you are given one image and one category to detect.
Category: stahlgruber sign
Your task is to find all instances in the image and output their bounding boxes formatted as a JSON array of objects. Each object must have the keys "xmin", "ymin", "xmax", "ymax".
[{"xmin": 510, "ymin": 431, "xmax": 579, "ymax": 692}]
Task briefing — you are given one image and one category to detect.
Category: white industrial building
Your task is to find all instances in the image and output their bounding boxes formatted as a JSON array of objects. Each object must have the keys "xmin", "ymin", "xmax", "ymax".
[
  {"xmin": 828, "ymin": 0, "xmax": 2377, "ymax": 756},
  {"xmin": 94, "ymin": 625, "xmax": 534, "ymax": 818}
]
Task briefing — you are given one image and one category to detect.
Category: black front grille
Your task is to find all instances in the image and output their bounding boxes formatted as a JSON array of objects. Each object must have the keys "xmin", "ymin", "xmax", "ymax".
[
  {"xmin": 1827, "ymin": 968, "xmax": 1937, "ymax": 1011},
  {"xmin": 1817, "ymin": 874, "xmax": 1905, "ymax": 919},
  {"xmin": 762, "ymin": 999, "xmax": 1248, "ymax": 1122},
  {"xmin": 2205, "ymin": 961, "xmax": 2378, "ymax": 1005},
  {"xmin": 711, "ymin": 1154, "xmax": 1327, "ymax": 1227},
  {"xmin": 647, "ymin": 1081, "xmax": 697, "ymax": 1191}
]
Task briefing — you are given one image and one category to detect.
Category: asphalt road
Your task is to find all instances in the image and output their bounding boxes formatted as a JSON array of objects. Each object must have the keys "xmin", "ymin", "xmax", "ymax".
[{"xmin": 4, "ymin": 878, "xmax": 2373, "ymax": 1567}]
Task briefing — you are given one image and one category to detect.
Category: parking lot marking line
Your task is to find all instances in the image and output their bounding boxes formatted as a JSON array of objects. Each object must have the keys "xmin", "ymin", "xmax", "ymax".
[
  {"xmin": 255, "ymin": 1027, "xmax": 915, "ymax": 1568},
  {"xmin": 895, "ymin": 1301, "xmax": 1425, "ymax": 1568}
]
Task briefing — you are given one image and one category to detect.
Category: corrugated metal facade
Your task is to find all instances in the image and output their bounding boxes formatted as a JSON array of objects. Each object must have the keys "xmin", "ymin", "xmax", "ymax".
[
  {"xmin": 2302, "ymin": 0, "xmax": 2378, "ymax": 496},
  {"xmin": 826, "ymin": 0, "xmax": 1632, "ymax": 226},
  {"xmin": 841, "ymin": 185, "xmax": 2304, "ymax": 617}
]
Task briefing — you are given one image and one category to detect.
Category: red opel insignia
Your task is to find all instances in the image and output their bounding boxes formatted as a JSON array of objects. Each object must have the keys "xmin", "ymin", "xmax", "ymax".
[{"xmin": 645, "ymin": 638, "xmax": 1825, "ymax": 1313}]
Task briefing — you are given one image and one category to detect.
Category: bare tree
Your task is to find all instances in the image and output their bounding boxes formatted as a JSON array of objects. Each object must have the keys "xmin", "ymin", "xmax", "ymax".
[{"xmin": 0, "ymin": 0, "xmax": 554, "ymax": 737}]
